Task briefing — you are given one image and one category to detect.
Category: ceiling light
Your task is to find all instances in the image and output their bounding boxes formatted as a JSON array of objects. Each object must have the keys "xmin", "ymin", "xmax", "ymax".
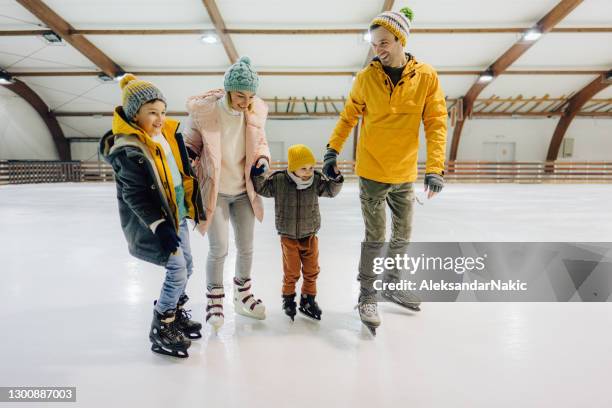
[
  {"xmin": 0, "ymin": 70, "xmax": 15, "ymax": 85},
  {"xmin": 523, "ymin": 28, "xmax": 542, "ymax": 42},
  {"xmin": 478, "ymin": 68, "xmax": 494, "ymax": 83},
  {"xmin": 97, "ymin": 73, "xmax": 114, "ymax": 82},
  {"xmin": 201, "ymin": 33, "xmax": 219, "ymax": 44},
  {"xmin": 362, "ymin": 32, "xmax": 372, "ymax": 42},
  {"xmin": 41, "ymin": 31, "xmax": 63, "ymax": 45},
  {"xmin": 114, "ymin": 72, "xmax": 128, "ymax": 82}
]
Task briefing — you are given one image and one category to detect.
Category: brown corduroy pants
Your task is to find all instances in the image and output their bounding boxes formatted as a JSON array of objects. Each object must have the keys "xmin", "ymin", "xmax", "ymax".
[{"xmin": 280, "ymin": 235, "xmax": 320, "ymax": 296}]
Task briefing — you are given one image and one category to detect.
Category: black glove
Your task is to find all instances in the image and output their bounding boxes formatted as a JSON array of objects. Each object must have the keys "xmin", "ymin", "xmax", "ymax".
[
  {"xmin": 155, "ymin": 220, "xmax": 181, "ymax": 253},
  {"xmin": 256, "ymin": 158, "xmax": 269, "ymax": 174},
  {"xmin": 424, "ymin": 173, "xmax": 444, "ymax": 193},
  {"xmin": 250, "ymin": 164, "xmax": 265, "ymax": 178},
  {"xmin": 322, "ymin": 147, "xmax": 339, "ymax": 178}
]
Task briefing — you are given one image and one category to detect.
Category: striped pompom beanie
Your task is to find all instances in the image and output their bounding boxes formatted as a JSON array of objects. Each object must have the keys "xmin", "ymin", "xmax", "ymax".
[
  {"xmin": 120, "ymin": 74, "xmax": 166, "ymax": 120},
  {"xmin": 370, "ymin": 7, "xmax": 414, "ymax": 47}
]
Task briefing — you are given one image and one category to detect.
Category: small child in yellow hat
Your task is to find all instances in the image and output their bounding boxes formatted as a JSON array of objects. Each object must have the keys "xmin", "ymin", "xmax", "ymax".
[{"xmin": 251, "ymin": 144, "xmax": 343, "ymax": 321}]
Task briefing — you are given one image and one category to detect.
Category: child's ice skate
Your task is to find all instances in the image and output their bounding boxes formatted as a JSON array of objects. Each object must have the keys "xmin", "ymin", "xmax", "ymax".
[
  {"xmin": 282, "ymin": 294, "xmax": 297, "ymax": 321},
  {"xmin": 149, "ymin": 309, "xmax": 191, "ymax": 358},
  {"xmin": 298, "ymin": 294, "xmax": 322, "ymax": 321}
]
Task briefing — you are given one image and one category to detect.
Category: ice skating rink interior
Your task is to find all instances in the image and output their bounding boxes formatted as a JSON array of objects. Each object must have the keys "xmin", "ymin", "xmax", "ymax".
[{"xmin": 1, "ymin": 180, "xmax": 611, "ymax": 408}]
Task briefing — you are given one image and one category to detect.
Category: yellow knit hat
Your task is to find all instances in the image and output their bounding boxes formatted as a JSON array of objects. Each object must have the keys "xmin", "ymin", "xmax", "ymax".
[{"xmin": 287, "ymin": 144, "xmax": 316, "ymax": 172}]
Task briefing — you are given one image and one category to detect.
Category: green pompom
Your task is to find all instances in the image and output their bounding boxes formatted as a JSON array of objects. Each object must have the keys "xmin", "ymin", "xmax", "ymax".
[{"xmin": 399, "ymin": 7, "xmax": 414, "ymax": 22}]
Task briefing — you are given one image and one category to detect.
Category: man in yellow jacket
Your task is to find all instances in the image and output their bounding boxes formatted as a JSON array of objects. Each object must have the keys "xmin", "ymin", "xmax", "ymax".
[{"xmin": 323, "ymin": 7, "xmax": 447, "ymax": 332}]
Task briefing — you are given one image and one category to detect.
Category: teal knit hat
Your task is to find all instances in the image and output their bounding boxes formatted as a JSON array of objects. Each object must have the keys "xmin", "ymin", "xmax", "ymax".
[{"xmin": 224, "ymin": 56, "xmax": 259, "ymax": 94}]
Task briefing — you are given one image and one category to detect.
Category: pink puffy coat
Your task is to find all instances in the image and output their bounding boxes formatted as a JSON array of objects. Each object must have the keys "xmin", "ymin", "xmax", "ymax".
[{"xmin": 183, "ymin": 89, "xmax": 271, "ymax": 235}]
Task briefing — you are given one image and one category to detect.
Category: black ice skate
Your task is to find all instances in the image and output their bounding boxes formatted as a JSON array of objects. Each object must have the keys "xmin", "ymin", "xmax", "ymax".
[
  {"xmin": 175, "ymin": 294, "xmax": 203, "ymax": 339},
  {"xmin": 282, "ymin": 294, "xmax": 297, "ymax": 321},
  {"xmin": 149, "ymin": 309, "xmax": 191, "ymax": 358},
  {"xmin": 298, "ymin": 294, "xmax": 322, "ymax": 321}
]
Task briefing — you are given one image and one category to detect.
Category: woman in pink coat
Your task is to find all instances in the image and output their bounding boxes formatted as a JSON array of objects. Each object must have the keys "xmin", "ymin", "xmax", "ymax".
[{"xmin": 183, "ymin": 56, "xmax": 271, "ymax": 331}]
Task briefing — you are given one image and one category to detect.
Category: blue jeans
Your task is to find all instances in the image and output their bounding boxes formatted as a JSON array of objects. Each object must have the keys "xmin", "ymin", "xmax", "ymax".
[{"xmin": 155, "ymin": 219, "xmax": 193, "ymax": 314}]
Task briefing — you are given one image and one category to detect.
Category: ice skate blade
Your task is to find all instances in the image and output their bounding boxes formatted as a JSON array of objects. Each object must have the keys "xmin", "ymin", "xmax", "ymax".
[
  {"xmin": 298, "ymin": 307, "xmax": 321, "ymax": 321},
  {"xmin": 207, "ymin": 322, "xmax": 223, "ymax": 333},
  {"xmin": 235, "ymin": 307, "xmax": 266, "ymax": 320},
  {"xmin": 151, "ymin": 344, "xmax": 189, "ymax": 358},
  {"xmin": 184, "ymin": 331, "xmax": 202, "ymax": 339},
  {"xmin": 361, "ymin": 323, "xmax": 377, "ymax": 336},
  {"xmin": 382, "ymin": 293, "xmax": 422, "ymax": 312},
  {"xmin": 391, "ymin": 302, "xmax": 421, "ymax": 312}
]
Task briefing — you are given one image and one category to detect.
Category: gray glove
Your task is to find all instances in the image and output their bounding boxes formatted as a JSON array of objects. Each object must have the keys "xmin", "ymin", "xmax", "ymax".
[
  {"xmin": 424, "ymin": 173, "xmax": 444, "ymax": 193},
  {"xmin": 323, "ymin": 147, "xmax": 339, "ymax": 178}
]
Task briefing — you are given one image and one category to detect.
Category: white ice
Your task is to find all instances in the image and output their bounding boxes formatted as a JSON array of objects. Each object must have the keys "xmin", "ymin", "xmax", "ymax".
[{"xmin": 1, "ymin": 181, "xmax": 611, "ymax": 408}]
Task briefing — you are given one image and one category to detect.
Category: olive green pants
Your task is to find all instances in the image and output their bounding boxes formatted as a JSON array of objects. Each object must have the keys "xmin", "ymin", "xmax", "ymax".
[{"xmin": 358, "ymin": 177, "xmax": 415, "ymax": 302}]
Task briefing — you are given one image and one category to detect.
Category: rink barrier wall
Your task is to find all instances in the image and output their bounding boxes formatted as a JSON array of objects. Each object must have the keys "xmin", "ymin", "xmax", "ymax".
[{"xmin": 1, "ymin": 160, "xmax": 611, "ymax": 185}]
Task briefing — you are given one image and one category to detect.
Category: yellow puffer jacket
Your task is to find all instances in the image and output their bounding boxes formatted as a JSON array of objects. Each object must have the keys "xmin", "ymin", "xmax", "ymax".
[{"xmin": 328, "ymin": 55, "xmax": 447, "ymax": 183}]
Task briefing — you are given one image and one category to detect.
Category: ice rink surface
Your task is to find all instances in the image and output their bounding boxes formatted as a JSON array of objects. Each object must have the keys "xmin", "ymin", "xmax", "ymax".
[{"xmin": 1, "ymin": 181, "xmax": 611, "ymax": 408}]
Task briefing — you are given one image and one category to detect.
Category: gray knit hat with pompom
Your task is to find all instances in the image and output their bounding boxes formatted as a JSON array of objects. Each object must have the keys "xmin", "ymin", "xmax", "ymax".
[{"xmin": 224, "ymin": 56, "xmax": 259, "ymax": 94}]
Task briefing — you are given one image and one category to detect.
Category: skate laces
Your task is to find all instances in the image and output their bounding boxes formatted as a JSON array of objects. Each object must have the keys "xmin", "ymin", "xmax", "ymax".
[
  {"xmin": 169, "ymin": 320, "xmax": 186, "ymax": 339},
  {"xmin": 360, "ymin": 302, "xmax": 377, "ymax": 315},
  {"xmin": 177, "ymin": 307, "xmax": 193, "ymax": 322},
  {"xmin": 162, "ymin": 316, "xmax": 185, "ymax": 339}
]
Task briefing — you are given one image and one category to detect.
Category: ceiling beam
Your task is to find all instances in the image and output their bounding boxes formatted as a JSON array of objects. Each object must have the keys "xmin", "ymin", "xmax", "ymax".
[
  {"xmin": 228, "ymin": 27, "xmax": 612, "ymax": 35},
  {"xmin": 449, "ymin": 0, "xmax": 584, "ymax": 161},
  {"xmin": 9, "ymin": 70, "xmax": 606, "ymax": 77},
  {"xmin": 4, "ymin": 27, "xmax": 612, "ymax": 36},
  {"xmin": 363, "ymin": 0, "xmax": 395, "ymax": 66},
  {"xmin": 3, "ymin": 78, "xmax": 70, "ymax": 160},
  {"xmin": 10, "ymin": 71, "xmax": 353, "ymax": 77},
  {"xmin": 200, "ymin": 0, "xmax": 239, "ymax": 64},
  {"xmin": 8, "ymin": 70, "xmax": 607, "ymax": 79},
  {"xmin": 546, "ymin": 73, "xmax": 611, "ymax": 160},
  {"xmin": 15, "ymin": 0, "xmax": 124, "ymax": 77}
]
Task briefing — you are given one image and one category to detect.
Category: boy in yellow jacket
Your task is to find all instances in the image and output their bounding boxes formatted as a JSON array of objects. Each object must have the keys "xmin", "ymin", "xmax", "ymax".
[
  {"xmin": 322, "ymin": 7, "xmax": 447, "ymax": 333},
  {"xmin": 100, "ymin": 75, "xmax": 204, "ymax": 357}
]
